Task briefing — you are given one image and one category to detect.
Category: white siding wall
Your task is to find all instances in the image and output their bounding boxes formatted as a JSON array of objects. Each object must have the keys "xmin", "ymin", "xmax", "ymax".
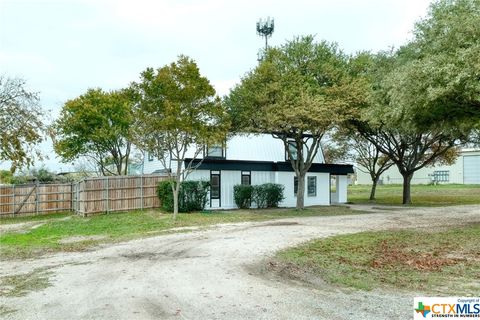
[
  {"xmin": 264, "ymin": 172, "xmax": 330, "ymax": 208},
  {"xmin": 142, "ymin": 157, "xmax": 163, "ymax": 175},
  {"xmin": 464, "ymin": 155, "xmax": 480, "ymax": 184},
  {"xmin": 356, "ymin": 150, "xmax": 480, "ymax": 185},
  {"xmin": 251, "ymin": 171, "xmax": 276, "ymax": 185},
  {"xmin": 219, "ymin": 171, "xmax": 236, "ymax": 209},
  {"xmin": 223, "ymin": 134, "xmax": 324, "ymax": 163},
  {"xmin": 185, "ymin": 170, "xmax": 333, "ymax": 209},
  {"xmin": 186, "ymin": 170, "xmax": 276, "ymax": 209},
  {"xmin": 142, "ymin": 133, "xmax": 349, "ymax": 209},
  {"xmin": 142, "ymin": 155, "xmax": 181, "ymax": 176},
  {"xmin": 306, "ymin": 172, "xmax": 331, "ymax": 206}
]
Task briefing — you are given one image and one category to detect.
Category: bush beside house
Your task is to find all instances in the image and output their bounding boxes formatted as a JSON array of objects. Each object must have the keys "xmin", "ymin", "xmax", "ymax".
[
  {"xmin": 234, "ymin": 185, "xmax": 253, "ymax": 209},
  {"xmin": 158, "ymin": 181, "xmax": 285, "ymax": 212},
  {"xmin": 157, "ymin": 180, "xmax": 210, "ymax": 213},
  {"xmin": 235, "ymin": 183, "xmax": 284, "ymax": 209}
]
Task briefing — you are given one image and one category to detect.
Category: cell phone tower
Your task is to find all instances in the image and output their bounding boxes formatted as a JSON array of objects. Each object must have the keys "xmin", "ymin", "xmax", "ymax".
[{"xmin": 256, "ymin": 17, "xmax": 274, "ymax": 61}]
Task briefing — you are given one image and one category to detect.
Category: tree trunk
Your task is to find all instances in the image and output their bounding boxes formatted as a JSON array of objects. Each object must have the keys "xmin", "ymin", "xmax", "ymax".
[
  {"xmin": 369, "ymin": 176, "xmax": 378, "ymax": 201},
  {"xmin": 296, "ymin": 173, "xmax": 305, "ymax": 210},
  {"xmin": 123, "ymin": 156, "xmax": 129, "ymax": 175},
  {"xmin": 172, "ymin": 159, "xmax": 183, "ymax": 220},
  {"xmin": 172, "ymin": 184, "xmax": 179, "ymax": 220},
  {"xmin": 402, "ymin": 172, "xmax": 413, "ymax": 205}
]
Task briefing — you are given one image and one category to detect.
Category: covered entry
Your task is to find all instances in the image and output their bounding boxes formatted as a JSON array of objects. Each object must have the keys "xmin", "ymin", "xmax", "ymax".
[{"xmin": 330, "ymin": 175, "xmax": 348, "ymax": 204}]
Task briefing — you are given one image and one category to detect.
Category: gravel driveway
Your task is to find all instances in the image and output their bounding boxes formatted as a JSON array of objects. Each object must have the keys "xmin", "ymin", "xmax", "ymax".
[{"xmin": 1, "ymin": 204, "xmax": 479, "ymax": 320}]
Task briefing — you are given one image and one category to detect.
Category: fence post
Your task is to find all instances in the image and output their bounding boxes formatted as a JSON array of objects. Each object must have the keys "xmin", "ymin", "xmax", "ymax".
[
  {"xmin": 77, "ymin": 182, "xmax": 81, "ymax": 215},
  {"xmin": 12, "ymin": 185, "xmax": 15, "ymax": 215},
  {"xmin": 140, "ymin": 176, "xmax": 144, "ymax": 210},
  {"xmin": 35, "ymin": 182, "xmax": 39, "ymax": 215},
  {"xmin": 104, "ymin": 177, "xmax": 109, "ymax": 213}
]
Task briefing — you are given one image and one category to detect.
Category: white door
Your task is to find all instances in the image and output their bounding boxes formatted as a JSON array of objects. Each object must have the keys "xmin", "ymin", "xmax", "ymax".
[{"xmin": 464, "ymin": 155, "xmax": 480, "ymax": 184}]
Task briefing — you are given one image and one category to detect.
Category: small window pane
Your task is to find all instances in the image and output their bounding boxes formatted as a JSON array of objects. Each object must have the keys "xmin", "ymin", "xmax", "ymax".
[
  {"xmin": 286, "ymin": 141, "xmax": 298, "ymax": 160},
  {"xmin": 308, "ymin": 176, "xmax": 317, "ymax": 196},
  {"xmin": 207, "ymin": 145, "xmax": 223, "ymax": 157},
  {"xmin": 241, "ymin": 175, "xmax": 250, "ymax": 185},
  {"xmin": 211, "ymin": 175, "xmax": 220, "ymax": 198}
]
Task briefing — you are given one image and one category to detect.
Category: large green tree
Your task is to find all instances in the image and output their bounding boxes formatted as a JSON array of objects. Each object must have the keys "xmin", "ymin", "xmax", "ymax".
[
  {"xmin": 227, "ymin": 36, "xmax": 367, "ymax": 209},
  {"xmin": 351, "ymin": 0, "xmax": 479, "ymax": 204},
  {"xmin": 333, "ymin": 127, "xmax": 393, "ymax": 200},
  {"xmin": 53, "ymin": 88, "xmax": 134, "ymax": 175},
  {"xmin": 0, "ymin": 76, "xmax": 44, "ymax": 172},
  {"xmin": 132, "ymin": 55, "xmax": 230, "ymax": 219}
]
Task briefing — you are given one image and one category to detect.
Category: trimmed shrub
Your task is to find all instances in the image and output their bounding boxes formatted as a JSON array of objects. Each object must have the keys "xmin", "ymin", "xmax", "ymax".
[
  {"xmin": 252, "ymin": 183, "xmax": 284, "ymax": 208},
  {"xmin": 264, "ymin": 183, "xmax": 285, "ymax": 208},
  {"xmin": 157, "ymin": 180, "xmax": 210, "ymax": 212},
  {"xmin": 157, "ymin": 180, "xmax": 176, "ymax": 212},
  {"xmin": 233, "ymin": 184, "xmax": 254, "ymax": 209},
  {"xmin": 180, "ymin": 180, "xmax": 210, "ymax": 212},
  {"xmin": 252, "ymin": 184, "xmax": 268, "ymax": 208}
]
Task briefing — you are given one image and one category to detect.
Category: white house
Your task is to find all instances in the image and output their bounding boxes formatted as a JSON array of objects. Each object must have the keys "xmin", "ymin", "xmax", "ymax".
[
  {"xmin": 142, "ymin": 134, "xmax": 353, "ymax": 209},
  {"xmin": 356, "ymin": 148, "xmax": 480, "ymax": 185}
]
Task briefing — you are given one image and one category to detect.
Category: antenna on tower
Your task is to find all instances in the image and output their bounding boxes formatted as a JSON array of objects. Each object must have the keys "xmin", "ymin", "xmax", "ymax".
[{"xmin": 256, "ymin": 17, "xmax": 274, "ymax": 61}]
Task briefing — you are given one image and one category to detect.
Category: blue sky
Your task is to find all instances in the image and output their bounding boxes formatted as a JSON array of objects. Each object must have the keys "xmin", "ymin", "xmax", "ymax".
[{"xmin": 0, "ymin": 0, "xmax": 431, "ymax": 172}]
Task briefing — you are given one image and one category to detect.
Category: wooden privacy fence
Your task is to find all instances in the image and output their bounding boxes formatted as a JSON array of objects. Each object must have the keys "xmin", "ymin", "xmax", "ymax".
[
  {"xmin": 72, "ymin": 175, "xmax": 167, "ymax": 216},
  {"xmin": 0, "ymin": 183, "xmax": 73, "ymax": 216},
  {"xmin": 0, "ymin": 175, "xmax": 168, "ymax": 217}
]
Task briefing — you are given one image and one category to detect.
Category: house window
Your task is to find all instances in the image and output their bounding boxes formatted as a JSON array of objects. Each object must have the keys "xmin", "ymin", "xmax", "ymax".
[
  {"xmin": 148, "ymin": 152, "xmax": 154, "ymax": 161},
  {"xmin": 285, "ymin": 140, "xmax": 298, "ymax": 160},
  {"xmin": 210, "ymin": 170, "xmax": 220, "ymax": 199},
  {"xmin": 207, "ymin": 143, "xmax": 225, "ymax": 158},
  {"xmin": 241, "ymin": 171, "xmax": 251, "ymax": 185},
  {"xmin": 307, "ymin": 176, "xmax": 317, "ymax": 196},
  {"xmin": 433, "ymin": 170, "xmax": 449, "ymax": 182},
  {"xmin": 294, "ymin": 176, "xmax": 298, "ymax": 196}
]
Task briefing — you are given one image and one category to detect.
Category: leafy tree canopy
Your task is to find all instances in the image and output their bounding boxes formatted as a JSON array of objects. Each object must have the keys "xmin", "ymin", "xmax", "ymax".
[
  {"xmin": 392, "ymin": 0, "xmax": 480, "ymax": 127},
  {"xmin": 132, "ymin": 55, "xmax": 229, "ymax": 154},
  {"xmin": 347, "ymin": 0, "xmax": 479, "ymax": 204},
  {"xmin": 131, "ymin": 55, "xmax": 230, "ymax": 218},
  {"xmin": 0, "ymin": 76, "xmax": 44, "ymax": 172},
  {"xmin": 53, "ymin": 88, "xmax": 134, "ymax": 175},
  {"xmin": 227, "ymin": 35, "xmax": 367, "ymax": 136},
  {"xmin": 227, "ymin": 36, "xmax": 369, "ymax": 209}
]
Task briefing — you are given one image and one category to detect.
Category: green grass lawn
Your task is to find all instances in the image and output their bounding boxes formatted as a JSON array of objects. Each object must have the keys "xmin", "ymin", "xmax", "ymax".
[
  {"xmin": 0, "ymin": 206, "xmax": 364, "ymax": 259},
  {"xmin": 348, "ymin": 184, "xmax": 480, "ymax": 206},
  {"xmin": 274, "ymin": 224, "xmax": 480, "ymax": 295}
]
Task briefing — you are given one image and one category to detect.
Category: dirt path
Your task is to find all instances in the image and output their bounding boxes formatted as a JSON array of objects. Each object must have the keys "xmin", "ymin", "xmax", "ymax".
[
  {"xmin": 0, "ymin": 216, "xmax": 71, "ymax": 234},
  {"xmin": 1, "ymin": 205, "xmax": 479, "ymax": 320}
]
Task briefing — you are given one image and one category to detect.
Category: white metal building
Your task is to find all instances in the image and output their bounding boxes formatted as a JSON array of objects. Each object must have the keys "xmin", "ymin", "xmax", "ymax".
[
  {"xmin": 356, "ymin": 148, "xmax": 480, "ymax": 185},
  {"xmin": 143, "ymin": 134, "xmax": 353, "ymax": 209}
]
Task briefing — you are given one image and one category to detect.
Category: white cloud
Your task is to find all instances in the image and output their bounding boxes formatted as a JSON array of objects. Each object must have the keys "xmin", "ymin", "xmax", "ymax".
[{"xmin": 212, "ymin": 78, "xmax": 239, "ymax": 97}]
